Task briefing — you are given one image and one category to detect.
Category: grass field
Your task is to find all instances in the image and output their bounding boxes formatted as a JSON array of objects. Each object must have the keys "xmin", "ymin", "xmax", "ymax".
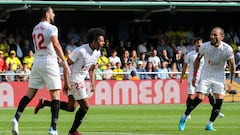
[{"xmin": 0, "ymin": 102, "xmax": 239, "ymax": 135}]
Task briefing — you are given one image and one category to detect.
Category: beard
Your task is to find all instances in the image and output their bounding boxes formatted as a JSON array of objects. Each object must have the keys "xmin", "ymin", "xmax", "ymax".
[{"xmin": 210, "ymin": 38, "xmax": 218, "ymax": 47}]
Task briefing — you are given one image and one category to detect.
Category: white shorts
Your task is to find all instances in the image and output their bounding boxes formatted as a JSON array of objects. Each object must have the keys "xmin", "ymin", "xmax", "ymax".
[
  {"xmin": 29, "ymin": 59, "xmax": 62, "ymax": 90},
  {"xmin": 196, "ymin": 78, "xmax": 225, "ymax": 95},
  {"xmin": 188, "ymin": 82, "xmax": 196, "ymax": 94},
  {"xmin": 187, "ymin": 76, "xmax": 199, "ymax": 94},
  {"xmin": 68, "ymin": 80, "xmax": 88, "ymax": 100}
]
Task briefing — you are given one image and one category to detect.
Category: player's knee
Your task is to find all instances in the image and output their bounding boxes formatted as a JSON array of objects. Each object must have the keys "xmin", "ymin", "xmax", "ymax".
[
  {"xmin": 82, "ymin": 105, "xmax": 89, "ymax": 112},
  {"xmin": 67, "ymin": 106, "xmax": 76, "ymax": 112}
]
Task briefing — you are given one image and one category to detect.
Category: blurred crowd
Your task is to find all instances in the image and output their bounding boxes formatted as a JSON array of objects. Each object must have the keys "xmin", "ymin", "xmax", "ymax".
[{"xmin": 1, "ymin": 24, "xmax": 240, "ymax": 81}]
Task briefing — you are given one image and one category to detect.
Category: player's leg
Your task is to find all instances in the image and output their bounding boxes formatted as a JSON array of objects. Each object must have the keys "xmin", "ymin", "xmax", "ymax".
[
  {"xmin": 185, "ymin": 83, "xmax": 196, "ymax": 119},
  {"xmin": 68, "ymin": 98, "xmax": 89, "ymax": 135},
  {"xmin": 184, "ymin": 79, "xmax": 209, "ymax": 116},
  {"xmin": 48, "ymin": 89, "xmax": 60, "ymax": 135},
  {"xmin": 208, "ymin": 92, "xmax": 215, "ymax": 106},
  {"xmin": 12, "ymin": 88, "xmax": 38, "ymax": 135},
  {"xmin": 68, "ymin": 81, "xmax": 88, "ymax": 135},
  {"xmin": 207, "ymin": 92, "xmax": 224, "ymax": 118},
  {"xmin": 44, "ymin": 60, "xmax": 62, "ymax": 135},
  {"xmin": 178, "ymin": 83, "xmax": 196, "ymax": 131},
  {"xmin": 34, "ymin": 95, "xmax": 77, "ymax": 114},
  {"xmin": 205, "ymin": 81, "xmax": 225, "ymax": 131},
  {"xmin": 185, "ymin": 92, "xmax": 204, "ymax": 115}
]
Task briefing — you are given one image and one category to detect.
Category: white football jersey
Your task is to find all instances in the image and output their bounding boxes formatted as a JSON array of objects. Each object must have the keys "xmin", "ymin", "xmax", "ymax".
[
  {"xmin": 69, "ymin": 44, "xmax": 101, "ymax": 81},
  {"xmin": 199, "ymin": 41, "xmax": 234, "ymax": 80},
  {"xmin": 185, "ymin": 50, "xmax": 204, "ymax": 82},
  {"xmin": 32, "ymin": 21, "xmax": 58, "ymax": 60}
]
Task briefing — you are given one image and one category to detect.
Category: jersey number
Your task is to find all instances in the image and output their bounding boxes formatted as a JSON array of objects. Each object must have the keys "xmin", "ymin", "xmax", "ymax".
[{"xmin": 33, "ymin": 33, "xmax": 47, "ymax": 50}]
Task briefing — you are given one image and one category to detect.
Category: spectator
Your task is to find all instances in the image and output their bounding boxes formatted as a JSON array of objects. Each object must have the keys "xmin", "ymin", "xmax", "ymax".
[
  {"xmin": 156, "ymin": 37, "xmax": 173, "ymax": 58},
  {"xmin": 102, "ymin": 63, "xmax": 114, "ymax": 80},
  {"xmin": 136, "ymin": 61, "xmax": 147, "ymax": 80},
  {"xmin": 145, "ymin": 61, "xmax": 157, "ymax": 80},
  {"xmin": 176, "ymin": 39, "xmax": 188, "ymax": 55},
  {"xmin": 0, "ymin": 37, "xmax": 10, "ymax": 58},
  {"xmin": 139, "ymin": 52, "xmax": 148, "ymax": 69},
  {"xmin": 0, "ymin": 51, "xmax": 6, "ymax": 81},
  {"xmin": 129, "ymin": 49, "xmax": 138, "ymax": 67},
  {"xmin": 168, "ymin": 39, "xmax": 177, "ymax": 56},
  {"xmin": 235, "ymin": 46, "xmax": 240, "ymax": 70},
  {"xmin": 112, "ymin": 62, "xmax": 124, "ymax": 80},
  {"xmin": 4, "ymin": 63, "xmax": 15, "ymax": 82},
  {"xmin": 10, "ymin": 36, "xmax": 24, "ymax": 61},
  {"xmin": 0, "ymin": 51, "xmax": 6, "ymax": 72},
  {"xmin": 22, "ymin": 39, "xmax": 34, "ymax": 58},
  {"xmin": 169, "ymin": 62, "xmax": 181, "ymax": 79},
  {"xmin": 109, "ymin": 49, "xmax": 121, "ymax": 69},
  {"xmin": 23, "ymin": 50, "xmax": 34, "ymax": 69},
  {"xmin": 156, "ymin": 61, "xmax": 169, "ymax": 79},
  {"xmin": 16, "ymin": 63, "xmax": 31, "ymax": 81},
  {"xmin": 97, "ymin": 50, "xmax": 109, "ymax": 71},
  {"xmin": 130, "ymin": 70, "xmax": 140, "ymax": 80},
  {"xmin": 148, "ymin": 49, "xmax": 161, "ymax": 68},
  {"xmin": 120, "ymin": 50, "xmax": 130, "ymax": 68},
  {"xmin": 123, "ymin": 61, "xmax": 137, "ymax": 80},
  {"xmin": 172, "ymin": 49, "xmax": 184, "ymax": 72},
  {"xmin": 159, "ymin": 49, "xmax": 171, "ymax": 67},
  {"xmin": 5, "ymin": 50, "xmax": 22, "ymax": 71}
]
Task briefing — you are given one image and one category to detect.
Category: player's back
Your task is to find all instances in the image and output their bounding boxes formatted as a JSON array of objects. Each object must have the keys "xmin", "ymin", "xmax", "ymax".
[{"xmin": 32, "ymin": 21, "xmax": 58, "ymax": 60}]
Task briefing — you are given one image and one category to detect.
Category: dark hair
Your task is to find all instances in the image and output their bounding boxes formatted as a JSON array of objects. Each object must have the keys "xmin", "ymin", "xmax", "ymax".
[
  {"xmin": 87, "ymin": 27, "xmax": 105, "ymax": 43},
  {"xmin": 40, "ymin": 6, "xmax": 51, "ymax": 20},
  {"xmin": 131, "ymin": 70, "xmax": 137, "ymax": 76},
  {"xmin": 193, "ymin": 37, "xmax": 203, "ymax": 44}
]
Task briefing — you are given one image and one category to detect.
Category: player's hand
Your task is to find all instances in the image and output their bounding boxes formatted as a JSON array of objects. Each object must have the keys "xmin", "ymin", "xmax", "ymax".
[
  {"xmin": 192, "ymin": 77, "xmax": 196, "ymax": 87},
  {"xmin": 63, "ymin": 82, "xmax": 70, "ymax": 95},
  {"xmin": 63, "ymin": 64, "xmax": 71, "ymax": 75},
  {"xmin": 90, "ymin": 84, "xmax": 95, "ymax": 93}
]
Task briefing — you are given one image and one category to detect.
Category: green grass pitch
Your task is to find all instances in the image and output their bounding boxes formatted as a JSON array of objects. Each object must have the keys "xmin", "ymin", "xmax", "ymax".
[{"xmin": 0, "ymin": 103, "xmax": 239, "ymax": 135}]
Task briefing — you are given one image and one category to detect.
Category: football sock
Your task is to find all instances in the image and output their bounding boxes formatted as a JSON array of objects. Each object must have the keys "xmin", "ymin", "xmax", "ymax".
[
  {"xmin": 210, "ymin": 99, "xmax": 223, "ymax": 122},
  {"xmin": 51, "ymin": 100, "xmax": 60, "ymax": 130},
  {"xmin": 15, "ymin": 96, "xmax": 31, "ymax": 121},
  {"xmin": 186, "ymin": 96, "xmax": 194, "ymax": 110},
  {"xmin": 208, "ymin": 94, "xmax": 215, "ymax": 107},
  {"xmin": 69, "ymin": 108, "xmax": 87, "ymax": 133},
  {"xmin": 43, "ymin": 100, "xmax": 52, "ymax": 107},
  {"xmin": 60, "ymin": 101, "xmax": 75, "ymax": 112},
  {"xmin": 185, "ymin": 96, "xmax": 202, "ymax": 116},
  {"xmin": 43, "ymin": 100, "xmax": 74, "ymax": 112}
]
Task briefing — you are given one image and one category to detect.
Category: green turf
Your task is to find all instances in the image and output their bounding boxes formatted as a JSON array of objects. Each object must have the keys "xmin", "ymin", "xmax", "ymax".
[{"xmin": 0, "ymin": 102, "xmax": 239, "ymax": 135}]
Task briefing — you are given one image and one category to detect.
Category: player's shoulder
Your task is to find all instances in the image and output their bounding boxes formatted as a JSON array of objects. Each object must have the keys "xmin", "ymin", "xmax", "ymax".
[
  {"xmin": 187, "ymin": 50, "xmax": 196, "ymax": 57},
  {"xmin": 202, "ymin": 41, "xmax": 211, "ymax": 47},
  {"xmin": 221, "ymin": 41, "xmax": 232, "ymax": 49},
  {"xmin": 76, "ymin": 44, "xmax": 89, "ymax": 53}
]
